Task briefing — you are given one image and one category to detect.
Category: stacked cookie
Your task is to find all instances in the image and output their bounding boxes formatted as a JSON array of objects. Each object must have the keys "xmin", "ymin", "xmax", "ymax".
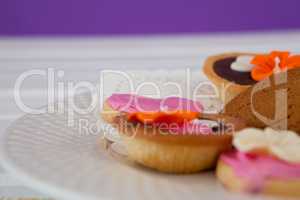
[
  {"xmin": 101, "ymin": 94, "xmax": 244, "ymax": 173},
  {"xmin": 203, "ymin": 50, "xmax": 300, "ymax": 197},
  {"xmin": 98, "ymin": 50, "xmax": 300, "ymax": 198}
]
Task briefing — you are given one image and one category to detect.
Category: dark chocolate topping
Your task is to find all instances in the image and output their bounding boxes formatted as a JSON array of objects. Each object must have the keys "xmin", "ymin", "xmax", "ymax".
[{"xmin": 213, "ymin": 57, "xmax": 257, "ymax": 85}]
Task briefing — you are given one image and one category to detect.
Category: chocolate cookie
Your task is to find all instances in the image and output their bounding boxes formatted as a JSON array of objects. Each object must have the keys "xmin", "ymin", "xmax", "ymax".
[{"xmin": 203, "ymin": 52, "xmax": 257, "ymax": 104}]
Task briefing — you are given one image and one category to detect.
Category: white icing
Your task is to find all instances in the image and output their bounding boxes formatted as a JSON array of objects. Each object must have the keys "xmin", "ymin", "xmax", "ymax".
[
  {"xmin": 236, "ymin": 55, "xmax": 253, "ymax": 64},
  {"xmin": 230, "ymin": 55, "xmax": 254, "ymax": 72}
]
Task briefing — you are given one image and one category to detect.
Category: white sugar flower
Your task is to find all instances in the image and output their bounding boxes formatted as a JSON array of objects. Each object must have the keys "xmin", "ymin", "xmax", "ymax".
[{"xmin": 233, "ymin": 128, "xmax": 300, "ymax": 163}]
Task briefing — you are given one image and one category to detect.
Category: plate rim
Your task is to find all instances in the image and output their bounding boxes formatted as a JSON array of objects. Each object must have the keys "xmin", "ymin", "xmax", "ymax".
[{"xmin": 0, "ymin": 111, "xmax": 109, "ymax": 200}]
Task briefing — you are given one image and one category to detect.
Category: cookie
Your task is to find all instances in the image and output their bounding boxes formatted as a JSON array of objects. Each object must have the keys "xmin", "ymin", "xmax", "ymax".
[
  {"xmin": 203, "ymin": 52, "xmax": 257, "ymax": 103},
  {"xmin": 101, "ymin": 93, "xmax": 245, "ymax": 173},
  {"xmin": 216, "ymin": 128, "xmax": 300, "ymax": 197},
  {"xmin": 224, "ymin": 67, "xmax": 300, "ymax": 133},
  {"xmin": 115, "ymin": 113, "xmax": 245, "ymax": 173}
]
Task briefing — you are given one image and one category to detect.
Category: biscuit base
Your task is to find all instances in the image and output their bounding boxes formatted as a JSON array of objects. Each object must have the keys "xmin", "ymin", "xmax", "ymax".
[
  {"xmin": 122, "ymin": 135, "xmax": 228, "ymax": 173},
  {"xmin": 216, "ymin": 160, "xmax": 300, "ymax": 197}
]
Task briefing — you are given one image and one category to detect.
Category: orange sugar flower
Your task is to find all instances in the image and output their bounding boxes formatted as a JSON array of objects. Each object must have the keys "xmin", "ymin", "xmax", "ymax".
[
  {"xmin": 127, "ymin": 110, "xmax": 199, "ymax": 125},
  {"xmin": 251, "ymin": 51, "xmax": 300, "ymax": 81}
]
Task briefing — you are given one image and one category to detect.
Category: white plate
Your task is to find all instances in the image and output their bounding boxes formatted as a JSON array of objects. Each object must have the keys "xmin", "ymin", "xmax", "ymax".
[{"xmin": 0, "ymin": 70, "xmax": 280, "ymax": 200}]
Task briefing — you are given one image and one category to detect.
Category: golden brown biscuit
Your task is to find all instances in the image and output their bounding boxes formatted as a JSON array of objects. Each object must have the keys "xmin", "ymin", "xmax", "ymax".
[
  {"xmin": 114, "ymin": 114, "xmax": 245, "ymax": 173},
  {"xmin": 224, "ymin": 68, "xmax": 300, "ymax": 133}
]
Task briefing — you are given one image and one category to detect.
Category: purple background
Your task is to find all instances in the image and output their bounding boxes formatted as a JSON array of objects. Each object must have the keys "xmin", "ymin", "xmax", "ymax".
[{"xmin": 1, "ymin": 0, "xmax": 300, "ymax": 36}]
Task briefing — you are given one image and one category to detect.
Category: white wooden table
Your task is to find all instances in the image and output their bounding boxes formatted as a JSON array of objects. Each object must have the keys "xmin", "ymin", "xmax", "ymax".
[{"xmin": 1, "ymin": 31, "xmax": 300, "ymax": 198}]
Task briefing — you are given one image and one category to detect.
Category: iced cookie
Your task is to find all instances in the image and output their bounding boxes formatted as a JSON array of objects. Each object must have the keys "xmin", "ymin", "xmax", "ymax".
[
  {"xmin": 203, "ymin": 52, "xmax": 256, "ymax": 103},
  {"xmin": 216, "ymin": 128, "xmax": 300, "ymax": 197},
  {"xmin": 101, "ymin": 94, "xmax": 245, "ymax": 173}
]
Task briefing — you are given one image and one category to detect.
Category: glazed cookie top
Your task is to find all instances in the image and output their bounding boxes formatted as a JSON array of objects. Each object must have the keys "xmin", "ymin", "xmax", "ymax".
[
  {"xmin": 221, "ymin": 151, "xmax": 300, "ymax": 192},
  {"xmin": 107, "ymin": 94, "xmax": 245, "ymax": 137},
  {"xmin": 107, "ymin": 94, "xmax": 203, "ymax": 113},
  {"xmin": 107, "ymin": 94, "xmax": 211, "ymax": 135}
]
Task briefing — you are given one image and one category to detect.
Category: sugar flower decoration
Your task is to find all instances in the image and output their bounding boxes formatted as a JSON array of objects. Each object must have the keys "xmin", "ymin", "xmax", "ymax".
[
  {"xmin": 251, "ymin": 51, "xmax": 300, "ymax": 81},
  {"xmin": 233, "ymin": 128, "xmax": 300, "ymax": 163}
]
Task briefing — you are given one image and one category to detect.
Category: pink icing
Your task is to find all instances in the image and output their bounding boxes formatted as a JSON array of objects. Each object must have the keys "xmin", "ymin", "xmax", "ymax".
[
  {"xmin": 107, "ymin": 94, "xmax": 203, "ymax": 113},
  {"xmin": 220, "ymin": 151, "xmax": 300, "ymax": 192},
  {"xmin": 106, "ymin": 94, "xmax": 210, "ymax": 134}
]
